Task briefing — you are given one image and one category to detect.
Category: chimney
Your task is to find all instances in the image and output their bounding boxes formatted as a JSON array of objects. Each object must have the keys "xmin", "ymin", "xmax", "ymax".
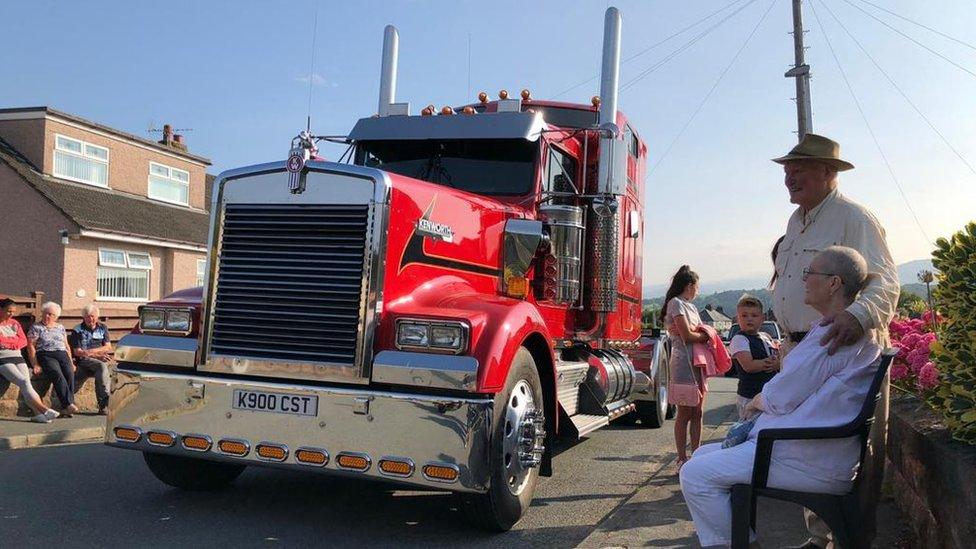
[{"xmin": 160, "ymin": 124, "xmax": 173, "ymax": 146}]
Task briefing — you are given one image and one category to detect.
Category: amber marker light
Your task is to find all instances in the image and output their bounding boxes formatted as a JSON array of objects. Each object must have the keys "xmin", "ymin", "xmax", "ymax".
[
  {"xmin": 499, "ymin": 89, "xmax": 509, "ymax": 100},
  {"xmin": 478, "ymin": 91, "xmax": 488, "ymax": 103},
  {"xmin": 147, "ymin": 431, "xmax": 176, "ymax": 447},
  {"xmin": 336, "ymin": 453, "xmax": 371, "ymax": 471},
  {"xmin": 256, "ymin": 443, "xmax": 288, "ymax": 462},
  {"xmin": 521, "ymin": 89, "xmax": 531, "ymax": 100},
  {"xmin": 505, "ymin": 276, "xmax": 530, "ymax": 299},
  {"xmin": 378, "ymin": 458, "xmax": 414, "ymax": 477},
  {"xmin": 422, "ymin": 464, "xmax": 459, "ymax": 483},
  {"xmin": 295, "ymin": 448, "xmax": 329, "ymax": 466},
  {"xmin": 217, "ymin": 439, "xmax": 249, "ymax": 457},
  {"xmin": 592, "ymin": 95, "xmax": 601, "ymax": 107},
  {"xmin": 181, "ymin": 434, "xmax": 212, "ymax": 452},
  {"xmin": 113, "ymin": 426, "xmax": 141, "ymax": 443},
  {"xmin": 462, "ymin": 106, "xmax": 476, "ymax": 115},
  {"xmin": 440, "ymin": 106, "xmax": 454, "ymax": 115}
]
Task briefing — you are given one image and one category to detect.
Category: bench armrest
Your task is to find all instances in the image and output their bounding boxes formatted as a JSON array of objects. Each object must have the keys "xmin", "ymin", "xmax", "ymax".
[{"xmin": 751, "ymin": 421, "xmax": 869, "ymax": 488}]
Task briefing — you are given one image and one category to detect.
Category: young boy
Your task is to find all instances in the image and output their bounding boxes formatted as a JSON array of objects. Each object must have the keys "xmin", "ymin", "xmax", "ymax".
[{"xmin": 729, "ymin": 294, "xmax": 780, "ymax": 419}]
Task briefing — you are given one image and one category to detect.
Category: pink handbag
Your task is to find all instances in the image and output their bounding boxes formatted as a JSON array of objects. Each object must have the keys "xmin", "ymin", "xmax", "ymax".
[{"xmin": 668, "ymin": 338, "xmax": 702, "ymax": 407}]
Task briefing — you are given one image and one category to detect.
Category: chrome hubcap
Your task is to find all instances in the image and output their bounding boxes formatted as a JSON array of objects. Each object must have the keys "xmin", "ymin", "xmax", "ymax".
[{"xmin": 502, "ymin": 379, "xmax": 545, "ymax": 496}]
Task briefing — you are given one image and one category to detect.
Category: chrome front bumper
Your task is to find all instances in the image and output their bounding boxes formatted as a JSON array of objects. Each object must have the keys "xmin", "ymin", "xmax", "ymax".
[{"xmin": 106, "ymin": 369, "xmax": 492, "ymax": 493}]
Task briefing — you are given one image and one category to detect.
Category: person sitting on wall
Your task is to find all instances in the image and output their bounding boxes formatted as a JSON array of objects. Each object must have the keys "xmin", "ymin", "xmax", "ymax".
[
  {"xmin": 0, "ymin": 298, "xmax": 60, "ymax": 423},
  {"xmin": 71, "ymin": 303, "xmax": 113, "ymax": 415},
  {"xmin": 26, "ymin": 301, "xmax": 79, "ymax": 417},
  {"xmin": 679, "ymin": 246, "xmax": 883, "ymax": 548}
]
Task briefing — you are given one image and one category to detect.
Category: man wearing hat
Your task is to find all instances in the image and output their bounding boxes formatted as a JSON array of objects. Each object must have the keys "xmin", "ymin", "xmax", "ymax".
[{"xmin": 771, "ymin": 134, "xmax": 899, "ymax": 549}]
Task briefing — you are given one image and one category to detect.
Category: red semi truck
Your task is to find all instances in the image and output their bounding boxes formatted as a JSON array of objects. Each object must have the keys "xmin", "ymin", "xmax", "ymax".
[{"xmin": 105, "ymin": 7, "xmax": 672, "ymax": 530}]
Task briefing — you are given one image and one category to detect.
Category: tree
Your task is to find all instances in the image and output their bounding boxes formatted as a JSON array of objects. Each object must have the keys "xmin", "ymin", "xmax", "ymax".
[{"xmin": 642, "ymin": 306, "xmax": 661, "ymax": 329}]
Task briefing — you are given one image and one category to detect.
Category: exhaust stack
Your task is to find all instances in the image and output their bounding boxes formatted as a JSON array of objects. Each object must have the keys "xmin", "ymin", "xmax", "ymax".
[
  {"xmin": 378, "ymin": 25, "xmax": 399, "ymax": 117},
  {"xmin": 597, "ymin": 7, "xmax": 622, "ymax": 195}
]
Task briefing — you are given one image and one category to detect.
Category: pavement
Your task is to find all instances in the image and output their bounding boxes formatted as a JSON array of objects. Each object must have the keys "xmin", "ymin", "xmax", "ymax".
[
  {"xmin": 0, "ymin": 378, "xmax": 914, "ymax": 547},
  {"xmin": 0, "ymin": 413, "xmax": 105, "ymax": 450}
]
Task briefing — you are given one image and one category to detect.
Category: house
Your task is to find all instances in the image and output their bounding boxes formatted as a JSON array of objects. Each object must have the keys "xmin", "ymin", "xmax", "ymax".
[
  {"xmin": 0, "ymin": 107, "xmax": 212, "ymax": 312},
  {"xmin": 699, "ymin": 304, "xmax": 733, "ymax": 334}
]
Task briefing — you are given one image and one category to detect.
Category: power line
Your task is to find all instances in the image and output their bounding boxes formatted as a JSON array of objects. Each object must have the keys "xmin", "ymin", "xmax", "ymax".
[
  {"xmin": 305, "ymin": 0, "xmax": 321, "ymax": 130},
  {"xmin": 819, "ymin": 0, "xmax": 976, "ymax": 177},
  {"xmin": 620, "ymin": 0, "xmax": 761, "ymax": 94},
  {"xmin": 809, "ymin": 0, "xmax": 932, "ymax": 245},
  {"xmin": 854, "ymin": 0, "xmax": 976, "ymax": 53},
  {"xmin": 550, "ymin": 0, "xmax": 748, "ymax": 99},
  {"xmin": 839, "ymin": 0, "xmax": 976, "ymax": 80},
  {"xmin": 646, "ymin": 0, "xmax": 777, "ymax": 178}
]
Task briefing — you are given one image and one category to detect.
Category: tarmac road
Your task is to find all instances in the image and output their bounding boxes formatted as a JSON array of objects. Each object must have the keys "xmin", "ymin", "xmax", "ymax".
[{"xmin": 0, "ymin": 380, "xmax": 738, "ymax": 548}]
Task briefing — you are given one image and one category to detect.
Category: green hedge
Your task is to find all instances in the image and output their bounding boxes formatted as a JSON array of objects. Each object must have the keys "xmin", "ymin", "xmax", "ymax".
[{"xmin": 929, "ymin": 221, "xmax": 976, "ymax": 444}]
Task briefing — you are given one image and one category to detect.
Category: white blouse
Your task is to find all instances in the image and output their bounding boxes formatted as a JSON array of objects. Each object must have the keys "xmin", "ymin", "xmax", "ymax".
[{"xmin": 752, "ymin": 321, "xmax": 882, "ymax": 483}]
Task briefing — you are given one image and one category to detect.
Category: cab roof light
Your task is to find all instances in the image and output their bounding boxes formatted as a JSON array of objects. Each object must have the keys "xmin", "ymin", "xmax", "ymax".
[
  {"xmin": 592, "ymin": 95, "xmax": 601, "ymax": 107},
  {"xmin": 462, "ymin": 106, "xmax": 476, "ymax": 115},
  {"xmin": 113, "ymin": 426, "xmax": 142, "ymax": 443},
  {"xmin": 521, "ymin": 89, "xmax": 531, "ymax": 100},
  {"xmin": 256, "ymin": 443, "xmax": 288, "ymax": 462},
  {"xmin": 440, "ymin": 106, "xmax": 455, "ymax": 116},
  {"xmin": 498, "ymin": 89, "xmax": 509, "ymax": 100},
  {"xmin": 478, "ymin": 91, "xmax": 488, "ymax": 104}
]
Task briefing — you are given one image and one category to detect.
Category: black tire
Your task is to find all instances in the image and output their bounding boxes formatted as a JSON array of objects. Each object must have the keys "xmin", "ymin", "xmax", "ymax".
[
  {"xmin": 459, "ymin": 348, "xmax": 544, "ymax": 531},
  {"xmin": 143, "ymin": 452, "xmax": 246, "ymax": 491}
]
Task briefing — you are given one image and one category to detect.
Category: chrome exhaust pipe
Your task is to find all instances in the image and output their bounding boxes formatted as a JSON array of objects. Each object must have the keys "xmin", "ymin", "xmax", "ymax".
[
  {"xmin": 378, "ymin": 25, "xmax": 399, "ymax": 117},
  {"xmin": 597, "ymin": 7, "xmax": 622, "ymax": 195}
]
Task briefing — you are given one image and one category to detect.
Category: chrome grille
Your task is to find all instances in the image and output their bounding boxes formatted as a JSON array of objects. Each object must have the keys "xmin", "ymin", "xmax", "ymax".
[{"xmin": 210, "ymin": 204, "xmax": 369, "ymax": 366}]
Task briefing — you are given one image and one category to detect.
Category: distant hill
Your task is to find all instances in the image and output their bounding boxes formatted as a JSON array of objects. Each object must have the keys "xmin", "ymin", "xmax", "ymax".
[
  {"xmin": 898, "ymin": 259, "xmax": 936, "ymax": 284},
  {"xmin": 645, "ymin": 284, "xmax": 930, "ymax": 313},
  {"xmin": 901, "ymin": 283, "xmax": 930, "ymax": 299}
]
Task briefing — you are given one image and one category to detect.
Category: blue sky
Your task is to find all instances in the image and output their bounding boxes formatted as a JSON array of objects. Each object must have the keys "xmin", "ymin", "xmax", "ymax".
[{"xmin": 3, "ymin": 1, "xmax": 974, "ymax": 293}]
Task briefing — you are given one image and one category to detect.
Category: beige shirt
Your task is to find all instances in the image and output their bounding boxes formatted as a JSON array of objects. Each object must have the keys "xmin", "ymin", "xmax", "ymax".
[{"xmin": 772, "ymin": 188, "xmax": 899, "ymax": 347}]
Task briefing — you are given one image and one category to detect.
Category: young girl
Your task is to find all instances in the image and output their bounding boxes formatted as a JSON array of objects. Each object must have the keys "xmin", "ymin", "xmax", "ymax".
[{"xmin": 660, "ymin": 266, "xmax": 710, "ymax": 471}]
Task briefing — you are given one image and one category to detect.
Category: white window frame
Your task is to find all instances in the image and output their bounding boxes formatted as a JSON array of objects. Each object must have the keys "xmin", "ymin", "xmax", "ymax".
[
  {"xmin": 196, "ymin": 259, "xmax": 206, "ymax": 287},
  {"xmin": 147, "ymin": 161, "xmax": 191, "ymax": 206},
  {"xmin": 96, "ymin": 248, "xmax": 152, "ymax": 302},
  {"xmin": 53, "ymin": 133, "xmax": 110, "ymax": 187}
]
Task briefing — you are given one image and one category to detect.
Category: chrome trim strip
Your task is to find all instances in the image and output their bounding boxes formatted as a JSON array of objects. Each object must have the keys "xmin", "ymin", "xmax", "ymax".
[
  {"xmin": 114, "ymin": 334, "xmax": 197, "ymax": 368},
  {"xmin": 181, "ymin": 433, "xmax": 213, "ymax": 452},
  {"xmin": 146, "ymin": 430, "xmax": 178, "ymax": 447},
  {"xmin": 295, "ymin": 446, "xmax": 330, "ymax": 467},
  {"xmin": 422, "ymin": 462, "xmax": 460, "ymax": 484},
  {"xmin": 370, "ymin": 350, "xmax": 479, "ymax": 391},
  {"xmin": 217, "ymin": 438, "xmax": 251, "ymax": 457},
  {"xmin": 378, "ymin": 456, "xmax": 415, "ymax": 478},
  {"xmin": 255, "ymin": 442, "xmax": 289, "ymax": 462},
  {"xmin": 200, "ymin": 163, "xmax": 392, "ymax": 385},
  {"xmin": 336, "ymin": 451, "xmax": 372, "ymax": 472}
]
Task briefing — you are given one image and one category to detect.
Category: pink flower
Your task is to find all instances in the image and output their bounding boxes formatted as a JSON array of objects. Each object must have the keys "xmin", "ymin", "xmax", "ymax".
[
  {"xmin": 890, "ymin": 362, "xmax": 909, "ymax": 381},
  {"xmin": 917, "ymin": 362, "xmax": 939, "ymax": 390}
]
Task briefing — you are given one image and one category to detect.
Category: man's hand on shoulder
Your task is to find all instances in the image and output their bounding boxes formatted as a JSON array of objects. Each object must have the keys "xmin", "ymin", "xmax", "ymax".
[{"xmin": 819, "ymin": 310, "xmax": 864, "ymax": 355}]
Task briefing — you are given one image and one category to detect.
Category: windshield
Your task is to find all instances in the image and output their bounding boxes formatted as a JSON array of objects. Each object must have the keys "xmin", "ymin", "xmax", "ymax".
[{"xmin": 355, "ymin": 139, "xmax": 537, "ymax": 196}]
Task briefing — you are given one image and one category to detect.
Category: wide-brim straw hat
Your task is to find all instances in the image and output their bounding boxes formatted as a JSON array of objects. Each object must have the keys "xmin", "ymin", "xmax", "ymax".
[{"xmin": 771, "ymin": 133, "xmax": 854, "ymax": 172}]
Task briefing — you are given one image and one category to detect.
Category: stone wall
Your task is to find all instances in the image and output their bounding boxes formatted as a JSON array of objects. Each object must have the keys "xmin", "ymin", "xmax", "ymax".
[{"xmin": 886, "ymin": 394, "xmax": 976, "ymax": 549}]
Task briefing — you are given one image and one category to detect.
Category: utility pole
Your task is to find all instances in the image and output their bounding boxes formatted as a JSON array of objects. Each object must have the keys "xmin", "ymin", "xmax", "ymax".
[{"xmin": 785, "ymin": 0, "xmax": 813, "ymax": 141}]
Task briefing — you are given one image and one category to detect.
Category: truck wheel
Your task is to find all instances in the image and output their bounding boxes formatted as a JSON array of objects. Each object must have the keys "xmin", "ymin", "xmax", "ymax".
[
  {"xmin": 143, "ymin": 452, "xmax": 246, "ymax": 491},
  {"xmin": 459, "ymin": 348, "xmax": 545, "ymax": 531}
]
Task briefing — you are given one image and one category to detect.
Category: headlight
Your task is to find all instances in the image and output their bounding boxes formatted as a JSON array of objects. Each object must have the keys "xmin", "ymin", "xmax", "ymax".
[
  {"xmin": 139, "ymin": 307, "xmax": 193, "ymax": 334},
  {"xmin": 395, "ymin": 319, "xmax": 468, "ymax": 354},
  {"xmin": 140, "ymin": 308, "xmax": 165, "ymax": 331},
  {"xmin": 165, "ymin": 310, "xmax": 191, "ymax": 332}
]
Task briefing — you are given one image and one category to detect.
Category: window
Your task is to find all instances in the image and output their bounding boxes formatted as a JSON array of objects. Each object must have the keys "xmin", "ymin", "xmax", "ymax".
[
  {"xmin": 97, "ymin": 249, "xmax": 151, "ymax": 301},
  {"xmin": 53, "ymin": 135, "xmax": 109, "ymax": 187},
  {"xmin": 196, "ymin": 259, "xmax": 206, "ymax": 287},
  {"xmin": 544, "ymin": 146, "xmax": 579, "ymax": 205},
  {"xmin": 148, "ymin": 162, "xmax": 190, "ymax": 206}
]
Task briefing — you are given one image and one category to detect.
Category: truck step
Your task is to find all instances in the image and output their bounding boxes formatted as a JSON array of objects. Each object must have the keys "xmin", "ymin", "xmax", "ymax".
[{"xmin": 568, "ymin": 413, "xmax": 610, "ymax": 439}]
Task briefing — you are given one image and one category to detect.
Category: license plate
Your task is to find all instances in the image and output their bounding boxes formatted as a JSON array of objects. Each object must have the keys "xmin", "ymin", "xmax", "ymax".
[{"xmin": 232, "ymin": 389, "xmax": 318, "ymax": 417}]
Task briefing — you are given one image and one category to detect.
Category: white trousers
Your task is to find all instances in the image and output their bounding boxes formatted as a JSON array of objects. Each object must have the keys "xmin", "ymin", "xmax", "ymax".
[{"xmin": 679, "ymin": 442, "xmax": 850, "ymax": 547}]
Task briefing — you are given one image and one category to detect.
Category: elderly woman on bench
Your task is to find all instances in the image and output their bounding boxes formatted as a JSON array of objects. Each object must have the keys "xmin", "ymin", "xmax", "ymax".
[{"xmin": 679, "ymin": 246, "xmax": 883, "ymax": 548}]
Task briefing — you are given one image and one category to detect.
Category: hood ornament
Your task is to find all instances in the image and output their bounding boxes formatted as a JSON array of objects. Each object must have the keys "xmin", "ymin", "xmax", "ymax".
[{"xmin": 286, "ymin": 130, "xmax": 319, "ymax": 194}]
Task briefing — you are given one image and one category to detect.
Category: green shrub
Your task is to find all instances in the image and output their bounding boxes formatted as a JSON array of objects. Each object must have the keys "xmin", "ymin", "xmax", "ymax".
[{"xmin": 928, "ymin": 221, "xmax": 976, "ymax": 444}]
